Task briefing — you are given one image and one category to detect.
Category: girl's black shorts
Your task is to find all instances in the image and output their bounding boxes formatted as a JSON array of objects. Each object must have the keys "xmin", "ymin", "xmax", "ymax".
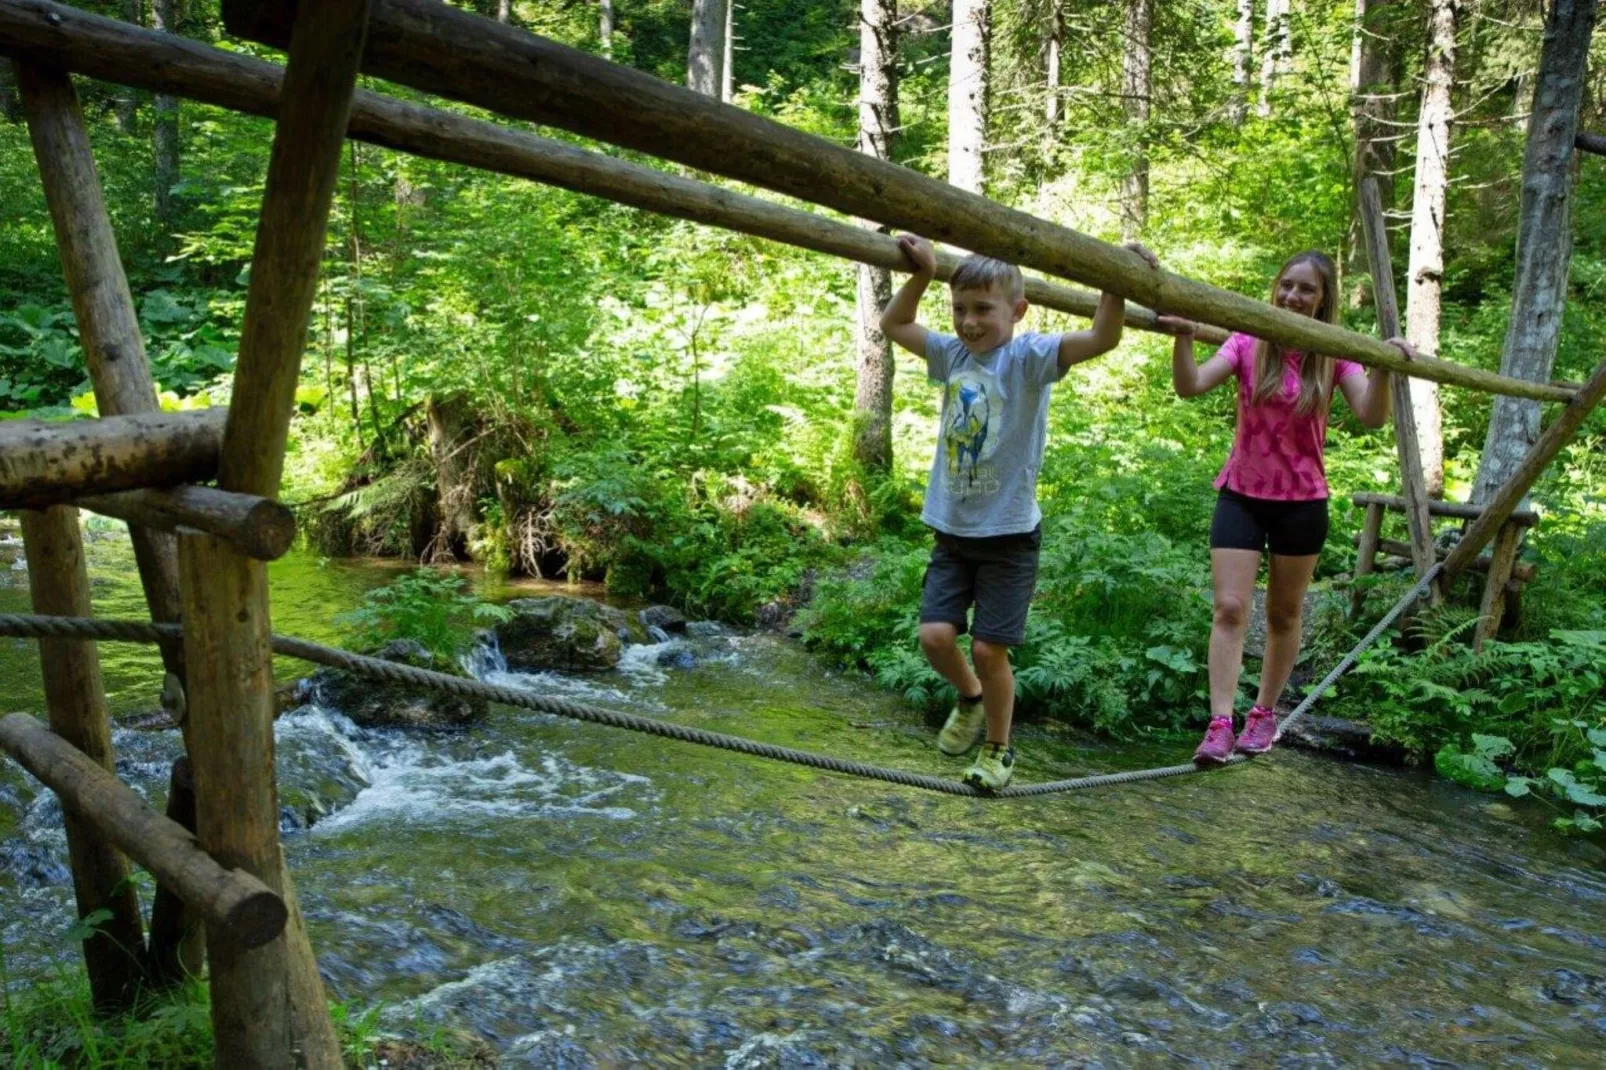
[{"xmin": 1209, "ymin": 489, "xmax": 1329, "ymax": 557}]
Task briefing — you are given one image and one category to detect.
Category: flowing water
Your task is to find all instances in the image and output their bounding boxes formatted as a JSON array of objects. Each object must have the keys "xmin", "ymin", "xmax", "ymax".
[{"xmin": 2, "ymin": 528, "xmax": 1605, "ymax": 1066}]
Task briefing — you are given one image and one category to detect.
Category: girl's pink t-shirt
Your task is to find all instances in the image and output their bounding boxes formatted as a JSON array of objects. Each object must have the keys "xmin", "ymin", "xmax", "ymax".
[{"xmin": 1213, "ymin": 332, "xmax": 1365, "ymax": 502}]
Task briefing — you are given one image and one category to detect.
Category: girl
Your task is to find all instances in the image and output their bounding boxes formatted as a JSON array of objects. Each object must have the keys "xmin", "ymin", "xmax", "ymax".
[{"xmin": 1158, "ymin": 251, "xmax": 1414, "ymax": 764}]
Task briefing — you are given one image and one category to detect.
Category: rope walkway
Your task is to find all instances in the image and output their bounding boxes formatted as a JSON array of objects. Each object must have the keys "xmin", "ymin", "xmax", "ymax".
[{"xmin": 0, "ymin": 564, "xmax": 1441, "ymax": 800}]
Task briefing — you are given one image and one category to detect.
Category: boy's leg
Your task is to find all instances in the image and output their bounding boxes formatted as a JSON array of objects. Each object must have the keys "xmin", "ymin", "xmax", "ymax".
[
  {"xmin": 918, "ymin": 621, "xmax": 981, "ymax": 698},
  {"xmin": 918, "ymin": 534, "xmax": 980, "ymax": 695},
  {"xmin": 969, "ymin": 526, "xmax": 1042, "ymax": 747}
]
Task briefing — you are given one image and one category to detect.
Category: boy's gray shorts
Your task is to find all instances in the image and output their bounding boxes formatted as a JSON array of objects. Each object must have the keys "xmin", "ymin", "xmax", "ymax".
[{"xmin": 919, "ymin": 525, "xmax": 1042, "ymax": 647}]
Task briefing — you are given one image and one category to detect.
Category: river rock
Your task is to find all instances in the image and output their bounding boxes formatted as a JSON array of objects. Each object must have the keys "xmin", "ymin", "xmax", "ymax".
[
  {"xmin": 497, "ymin": 596, "xmax": 629, "ymax": 672},
  {"xmin": 639, "ymin": 604, "xmax": 688, "ymax": 634},
  {"xmin": 1280, "ymin": 715, "xmax": 1407, "ymax": 765},
  {"xmin": 309, "ymin": 640, "xmax": 487, "ymax": 728}
]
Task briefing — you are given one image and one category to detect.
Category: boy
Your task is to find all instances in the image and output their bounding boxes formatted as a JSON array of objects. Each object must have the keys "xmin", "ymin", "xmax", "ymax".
[{"xmin": 880, "ymin": 234, "xmax": 1154, "ymax": 790}]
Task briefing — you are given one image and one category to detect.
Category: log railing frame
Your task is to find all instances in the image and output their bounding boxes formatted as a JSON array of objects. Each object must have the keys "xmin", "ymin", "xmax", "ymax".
[{"xmin": 0, "ymin": 409, "xmax": 227, "ymax": 509}]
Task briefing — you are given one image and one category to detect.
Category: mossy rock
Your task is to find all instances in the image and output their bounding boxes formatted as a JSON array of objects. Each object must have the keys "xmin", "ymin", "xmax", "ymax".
[
  {"xmin": 495, "ymin": 596, "xmax": 630, "ymax": 672},
  {"xmin": 310, "ymin": 639, "xmax": 487, "ymax": 729}
]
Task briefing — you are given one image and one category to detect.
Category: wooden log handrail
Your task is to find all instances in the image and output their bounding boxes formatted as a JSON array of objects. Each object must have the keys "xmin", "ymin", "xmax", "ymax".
[
  {"xmin": 0, "ymin": 712, "xmax": 288, "ymax": 948},
  {"xmin": 0, "ymin": 0, "xmax": 1218, "ymax": 344},
  {"xmin": 1444, "ymin": 359, "xmax": 1606, "ymax": 578},
  {"xmin": 206, "ymin": 0, "xmax": 1578, "ymax": 403},
  {"xmin": 1356, "ymin": 533, "xmax": 1537, "ymax": 583},
  {"xmin": 77, "ymin": 487, "xmax": 297, "ymax": 562},
  {"xmin": 0, "ymin": 409, "xmax": 226, "ymax": 509},
  {"xmin": 1351, "ymin": 492, "xmax": 1539, "ymax": 528},
  {"xmin": 1577, "ymin": 131, "xmax": 1606, "ymax": 157}
]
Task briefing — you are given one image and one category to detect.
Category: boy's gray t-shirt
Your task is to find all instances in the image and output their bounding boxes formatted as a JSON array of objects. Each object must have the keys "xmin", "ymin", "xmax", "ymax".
[{"xmin": 922, "ymin": 330, "xmax": 1063, "ymax": 538}]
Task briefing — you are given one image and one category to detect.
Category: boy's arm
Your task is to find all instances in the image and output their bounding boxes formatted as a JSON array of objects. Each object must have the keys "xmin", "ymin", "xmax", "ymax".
[
  {"xmin": 880, "ymin": 234, "xmax": 937, "ymax": 357},
  {"xmin": 1053, "ymin": 242, "xmax": 1160, "ymax": 375}
]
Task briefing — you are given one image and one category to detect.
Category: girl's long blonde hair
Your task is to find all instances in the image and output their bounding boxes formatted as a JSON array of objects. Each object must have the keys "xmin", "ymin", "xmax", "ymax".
[{"xmin": 1252, "ymin": 251, "xmax": 1339, "ymax": 416}]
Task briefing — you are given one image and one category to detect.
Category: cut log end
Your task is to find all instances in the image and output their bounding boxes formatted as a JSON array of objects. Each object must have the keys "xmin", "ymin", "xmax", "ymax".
[{"xmin": 222, "ymin": 880, "xmax": 290, "ymax": 949}]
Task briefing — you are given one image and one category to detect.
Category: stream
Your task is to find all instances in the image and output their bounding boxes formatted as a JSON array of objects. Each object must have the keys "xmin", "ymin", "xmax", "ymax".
[{"xmin": 2, "ymin": 528, "xmax": 1605, "ymax": 1065}]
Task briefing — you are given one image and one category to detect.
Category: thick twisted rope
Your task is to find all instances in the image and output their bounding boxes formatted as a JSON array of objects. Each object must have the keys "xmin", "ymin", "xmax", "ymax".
[{"xmin": 0, "ymin": 565, "xmax": 1439, "ymax": 799}]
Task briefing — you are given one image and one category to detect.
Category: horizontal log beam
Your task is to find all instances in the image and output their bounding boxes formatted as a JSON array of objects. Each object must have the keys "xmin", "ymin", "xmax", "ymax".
[
  {"xmin": 0, "ymin": 712, "xmax": 287, "ymax": 949},
  {"xmin": 0, "ymin": 1, "xmax": 1216, "ymax": 343},
  {"xmin": 205, "ymin": 0, "xmax": 1576, "ymax": 403},
  {"xmin": 1351, "ymin": 491, "xmax": 1537, "ymax": 527},
  {"xmin": 1359, "ymin": 534, "xmax": 1537, "ymax": 583},
  {"xmin": 0, "ymin": 409, "xmax": 226, "ymax": 509},
  {"xmin": 1577, "ymin": 131, "xmax": 1606, "ymax": 157},
  {"xmin": 77, "ymin": 486, "xmax": 296, "ymax": 561}
]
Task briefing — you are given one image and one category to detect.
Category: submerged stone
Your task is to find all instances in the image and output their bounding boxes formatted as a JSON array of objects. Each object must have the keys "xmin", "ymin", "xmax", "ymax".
[
  {"xmin": 639, "ymin": 604, "xmax": 688, "ymax": 633},
  {"xmin": 310, "ymin": 639, "xmax": 487, "ymax": 728}
]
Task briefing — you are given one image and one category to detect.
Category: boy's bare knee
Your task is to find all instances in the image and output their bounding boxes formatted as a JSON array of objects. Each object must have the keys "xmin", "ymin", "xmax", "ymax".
[
  {"xmin": 919, "ymin": 622, "xmax": 958, "ymax": 654},
  {"xmin": 971, "ymin": 639, "xmax": 1011, "ymax": 674}
]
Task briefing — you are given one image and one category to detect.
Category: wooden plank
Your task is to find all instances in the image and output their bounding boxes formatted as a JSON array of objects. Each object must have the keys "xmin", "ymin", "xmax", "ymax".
[
  {"xmin": 1357, "ymin": 176, "xmax": 1437, "ymax": 597},
  {"xmin": 1351, "ymin": 492, "xmax": 1539, "ymax": 527},
  {"xmin": 1443, "ymin": 358, "xmax": 1606, "ymax": 579},
  {"xmin": 17, "ymin": 507, "xmax": 146, "ymax": 1011},
  {"xmin": 0, "ymin": 409, "xmax": 226, "ymax": 509},
  {"xmin": 180, "ymin": 1, "xmax": 370, "ymax": 1064},
  {"xmin": 1474, "ymin": 523, "xmax": 1523, "ymax": 651},
  {"xmin": 1350, "ymin": 501, "xmax": 1385, "ymax": 619},
  {"xmin": 1358, "ymin": 535, "xmax": 1536, "ymax": 583},
  {"xmin": 212, "ymin": 0, "xmax": 1577, "ymax": 402},
  {"xmin": 0, "ymin": 3, "xmax": 1219, "ymax": 344},
  {"xmin": 0, "ymin": 712, "xmax": 287, "ymax": 948},
  {"xmin": 78, "ymin": 486, "xmax": 297, "ymax": 562}
]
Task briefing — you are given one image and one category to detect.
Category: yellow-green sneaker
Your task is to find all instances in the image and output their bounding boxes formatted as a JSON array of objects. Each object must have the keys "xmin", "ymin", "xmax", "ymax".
[
  {"xmin": 937, "ymin": 696, "xmax": 986, "ymax": 756},
  {"xmin": 964, "ymin": 743, "xmax": 1015, "ymax": 792}
]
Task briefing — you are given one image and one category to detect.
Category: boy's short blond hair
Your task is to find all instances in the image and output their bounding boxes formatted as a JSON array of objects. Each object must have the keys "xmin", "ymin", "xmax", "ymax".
[{"xmin": 949, "ymin": 253, "xmax": 1025, "ymax": 302}]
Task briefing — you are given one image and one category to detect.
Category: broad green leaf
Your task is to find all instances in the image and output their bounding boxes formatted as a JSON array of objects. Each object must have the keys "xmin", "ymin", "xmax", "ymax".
[
  {"xmin": 1471, "ymin": 734, "xmax": 1514, "ymax": 761},
  {"xmin": 1504, "ymin": 778, "xmax": 1532, "ymax": 798}
]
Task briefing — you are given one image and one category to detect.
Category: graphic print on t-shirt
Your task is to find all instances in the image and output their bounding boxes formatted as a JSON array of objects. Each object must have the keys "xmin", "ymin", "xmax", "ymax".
[{"xmin": 943, "ymin": 369, "xmax": 1002, "ymax": 497}]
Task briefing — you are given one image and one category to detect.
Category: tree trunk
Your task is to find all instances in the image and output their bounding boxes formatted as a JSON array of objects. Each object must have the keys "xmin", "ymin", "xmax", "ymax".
[
  {"xmin": 721, "ymin": 0, "xmax": 735, "ymax": 102},
  {"xmin": 1230, "ymin": 0, "xmax": 1254, "ymax": 126},
  {"xmin": 114, "ymin": 0, "xmax": 140, "ymax": 132},
  {"xmin": 1471, "ymin": 0, "xmax": 1598, "ymax": 506},
  {"xmin": 1403, "ymin": 0, "xmax": 1457, "ymax": 497},
  {"xmin": 1045, "ymin": 1, "xmax": 1061, "ymax": 128},
  {"xmin": 152, "ymin": 0, "xmax": 178, "ymax": 228},
  {"xmin": 948, "ymin": 0, "xmax": 989, "ymax": 194},
  {"xmin": 1257, "ymin": 0, "xmax": 1290, "ymax": 118},
  {"xmin": 854, "ymin": 0, "xmax": 899, "ymax": 474},
  {"xmin": 427, "ymin": 394, "xmax": 478, "ymax": 560},
  {"xmin": 599, "ymin": 0, "xmax": 613, "ymax": 56},
  {"xmin": 687, "ymin": 0, "xmax": 726, "ymax": 97},
  {"xmin": 1348, "ymin": 0, "xmax": 1400, "ymax": 308},
  {"xmin": 1120, "ymin": 0, "xmax": 1152, "ymax": 241},
  {"xmin": 496, "ymin": 0, "xmax": 509, "ymax": 24}
]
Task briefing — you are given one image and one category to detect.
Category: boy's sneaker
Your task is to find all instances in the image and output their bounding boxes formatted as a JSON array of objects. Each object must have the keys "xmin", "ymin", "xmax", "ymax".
[
  {"xmin": 1193, "ymin": 716, "xmax": 1235, "ymax": 766},
  {"xmin": 964, "ymin": 743, "xmax": 1015, "ymax": 792},
  {"xmin": 937, "ymin": 696, "xmax": 986, "ymax": 756},
  {"xmin": 1235, "ymin": 705, "xmax": 1279, "ymax": 755}
]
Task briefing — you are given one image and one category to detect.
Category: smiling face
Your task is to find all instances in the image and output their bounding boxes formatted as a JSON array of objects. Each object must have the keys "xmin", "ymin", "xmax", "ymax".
[
  {"xmin": 950, "ymin": 284, "xmax": 1028, "ymax": 354},
  {"xmin": 1273, "ymin": 259, "xmax": 1327, "ymax": 320}
]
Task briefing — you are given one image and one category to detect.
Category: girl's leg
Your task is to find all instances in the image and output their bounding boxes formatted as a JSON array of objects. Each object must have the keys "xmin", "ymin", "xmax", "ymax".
[
  {"xmin": 1254, "ymin": 553, "xmax": 1321, "ymax": 710},
  {"xmin": 1208, "ymin": 549, "xmax": 1263, "ymax": 718}
]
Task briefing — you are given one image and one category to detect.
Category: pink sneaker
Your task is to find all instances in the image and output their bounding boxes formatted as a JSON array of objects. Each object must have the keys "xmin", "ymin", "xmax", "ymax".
[
  {"xmin": 1193, "ymin": 716, "xmax": 1235, "ymax": 766},
  {"xmin": 1235, "ymin": 705, "xmax": 1279, "ymax": 754}
]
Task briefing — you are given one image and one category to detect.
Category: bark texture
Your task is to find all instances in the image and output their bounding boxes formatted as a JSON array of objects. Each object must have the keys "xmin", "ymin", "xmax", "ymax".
[
  {"xmin": 948, "ymin": 0, "xmax": 989, "ymax": 194},
  {"xmin": 853, "ymin": 0, "xmax": 899, "ymax": 473},
  {"xmin": 1230, "ymin": 0, "xmax": 1254, "ymax": 125},
  {"xmin": 687, "ymin": 0, "xmax": 725, "ymax": 97},
  {"xmin": 1120, "ymin": 0, "xmax": 1152, "ymax": 240},
  {"xmin": 152, "ymin": 0, "xmax": 178, "ymax": 227}
]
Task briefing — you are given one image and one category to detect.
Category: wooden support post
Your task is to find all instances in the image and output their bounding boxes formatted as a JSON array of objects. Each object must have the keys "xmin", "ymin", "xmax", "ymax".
[
  {"xmin": 1443, "ymin": 358, "xmax": 1606, "ymax": 578},
  {"xmin": 146, "ymin": 756, "xmax": 206, "ymax": 981},
  {"xmin": 1350, "ymin": 501, "xmax": 1385, "ymax": 620},
  {"xmin": 1474, "ymin": 522, "xmax": 1523, "ymax": 651},
  {"xmin": 1357, "ymin": 177, "xmax": 1438, "ymax": 601},
  {"xmin": 17, "ymin": 507, "xmax": 146, "ymax": 1011},
  {"xmin": 177, "ymin": 1, "xmax": 370, "ymax": 1065},
  {"xmin": 0, "ymin": 713, "xmax": 287, "ymax": 947},
  {"xmin": 212, "ymin": 0, "xmax": 1579, "ymax": 402},
  {"xmin": 78, "ymin": 487, "xmax": 297, "ymax": 562},
  {"xmin": 0, "ymin": 409, "xmax": 226, "ymax": 509}
]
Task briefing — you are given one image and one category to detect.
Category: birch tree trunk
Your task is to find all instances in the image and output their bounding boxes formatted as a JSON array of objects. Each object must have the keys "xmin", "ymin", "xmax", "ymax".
[
  {"xmin": 152, "ymin": 0, "xmax": 178, "ymax": 228},
  {"xmin": 687, "ymin": 0, "xmax": 726, "ymax": 97},
  {"xmin": 599, "ymin": 0, "xmax": 613, "ymax": 57},
  {"xmin": 722, "ymin": 0, "xmax": 735, "ymax": 103},
  {"xmin": 854, "ymin": 0, "xmax": 900, "ymax": 473},
  {"xmin": 496, "ymin": 0, "xmax": 509, "ymax": 24},
  {"xmin": 114, "ymin": 0, "xmax": 140, "ymax": 132},
  {"xmin": 1045, "ymin": 1, "xmax": 1062, "ymax": 128},
  {"xmin": 1120, "ymin": 0, "xmax": 1152, "ymax": 240},
  {"xmin": 949, "ymin": 0, "xmax": 989, "ymax": 194},
  {"xmin": 1257, "ymin": 0, "xmax": 1290, "ymax": 118},
  {"xmin": 1471, "ymin": 0, "xmax": 1598, "ymax": 505},
  {"xmin": 1230, "ymin": 0, "xmax": 1254, "ymax": 126},
  {"xmin": 1403, "ymin": 0, "xmax": 1457, "ymax": 496}
]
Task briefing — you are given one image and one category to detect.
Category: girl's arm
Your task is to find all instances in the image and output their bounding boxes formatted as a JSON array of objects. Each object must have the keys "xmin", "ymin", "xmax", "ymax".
[
  {"xmin": 1162, "ymin": 317, "xmax": 1236, "ymax": 398},
  {"xmin": 1338, "ymin": 337, "xmax": 1416, "ymax": 428}
]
